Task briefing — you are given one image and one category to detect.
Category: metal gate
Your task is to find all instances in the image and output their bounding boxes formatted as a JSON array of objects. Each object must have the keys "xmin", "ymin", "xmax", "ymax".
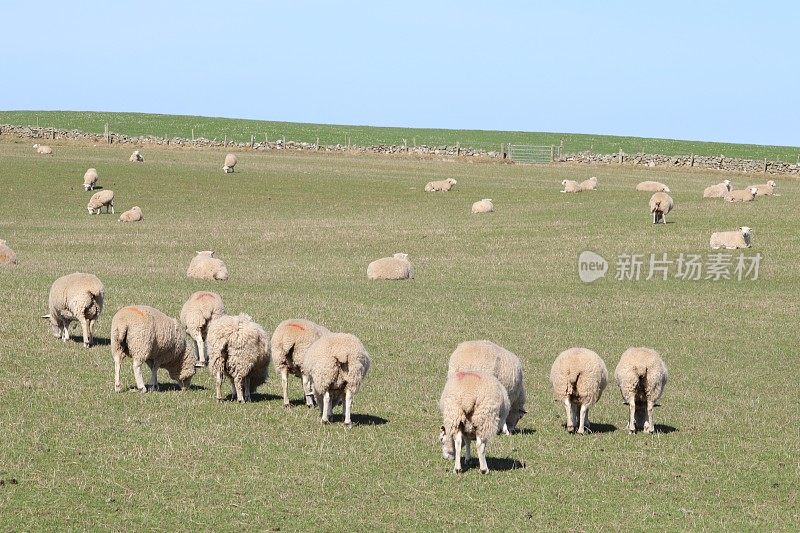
[{"xmin": 507, "ymin": 144, "xmax": 560, "ymax": 164}]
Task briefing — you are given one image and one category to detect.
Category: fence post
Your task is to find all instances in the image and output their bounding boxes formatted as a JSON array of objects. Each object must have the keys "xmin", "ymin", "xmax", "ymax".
[
  {"xmin": 690, "ymin": 153, "xmax": 695, "ymax": 167},
  {"xmin": 456, "ymin": 142, "xmax": 460, "ymax": 156},
  {"xmin": 224, "ymin": 135, "xmax": 227, "ymax": 145},
  {"xmin": 191, "ymin": 128, "xmax": 194, "ymax": 141},
  {"xmin": 763, "ymin": 158, "xmax": 768, "ymax": 173},
  {"xmin": 550, "ymin": 145, "xmax": 555, "ymax": 162},
  {"xmin": 618, "ymin": 149, "xmax": 623, "ymax": 164},
  {"xmin": 316, "ymin": 137, "xmax": 320, "ymax": 150},
  {"xmin": 265, "ymin": 133, "xmax": 268, "ymax": 143},
  {"xmin": 105, "ymin": 123, "xmax": 109, "ymax": 145},
  {"xmin": 413, "ymin": 137, "xmax": 416, "ymax": 148},
  {"xmin": 251, "ymin": 135, "xmax": 255, "ymax": 148}
]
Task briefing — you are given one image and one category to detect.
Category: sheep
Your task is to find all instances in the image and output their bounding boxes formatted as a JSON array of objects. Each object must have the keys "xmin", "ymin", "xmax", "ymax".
[
  {"xmin": 447, "ymin": 340, "xmax": 526, "ymax": 434},
  {"xmin": 424, "ymin": 178, "xmax": 457, "ymax": 192},
  {"xmin": 42, "ymin": 272, "xmax": 104, "ymax": 347},
  {"xmin": 118, "ymin": 206, "xmax": 143, "ymax": 222},
  {"xmin": 206, "ymin": 313, "xmax": 271, "ymax": 403},
  {"xmin": 179, "ymin": 291, "xmax": 226, "ymax": 367},
  {"xmin": 702, "ymin": 180, "xmax": 731, "ymax": 198},
  {"xmin": 636, "ymin": 181, "xmax": 670, "ymax": 193},
  {"xmin": 223, "ymin": 153, "xmax": 237, "ymax": 173},
  {"xmin": 83, "ymin": 168, "xmax": 98, "ymax": 191},
  {"xmin": 306, "ymin": 332, "xmax": 371, "ymax": 427},
  {"xmin": 724, "ymin": 187, "xmax": 758, "ymax": 202},
  {"xmin": 580, "ymin": 176, "xmax": 598, "ymax": 190},
  {"xmin": 649, "ymin": 192, "xmax": 673, "ymax": 224},
  {"xmin": 87, "ymin": 190, "xmax": 114, "ymax": 214},
  {"xmin": 271, "ymin": 319, "xmax": 331, "ymax": 408},
  {"xmin": 471, "ymin": 199, "xmax": 494, "ymax": 213},
  {"xmin": 367, "ymin": 253, "xmax": 413, "ymax": 280},
  {"xmin": 129, "ymin": 150, "xmax": 144, "ymax": 162},
  {"xmin": 749, "ymin": 180, "xmax": 778, "ymax": 196},
  {"xmin": 111, "ymin": 305, "xmax": 196, "ymax": 393},
  {"xmin": 549, "ymin": 347, "xmax": 608, "ymax": 434},
  {"xmin": 561, "ymin": 179, "xmax": 582, "ymax": 193},
  {"xmin": 439, "ymin": 370, "xmax": 510, "ymax": 474},
  {"xmin": 614, "ymin": 347, "xmax": 668, "ymax": 434},
  {"xmin": 710, "ymin": 226, "xmax": 752, "ymax": 249},
  {"xmin": 186, "ymin": 250, "xmax": 229, "ymax": 281},
  {"xmin": 0, "ymin": 239, "xmax": 17, "ymax": 266},
  {"xmin": 32, "ymin": 143, "xmax": 53, "ymax": 155}
]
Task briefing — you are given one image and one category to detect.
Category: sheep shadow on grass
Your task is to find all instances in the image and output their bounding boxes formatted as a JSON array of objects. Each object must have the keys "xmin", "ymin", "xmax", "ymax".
[
  {"xmin": 460, "ymin": 457, "xmax": 525, "ymax": 472},
  {"xmin": 156, "ymin": 382, "xmax": 207, "ymax": 392},
  {"xmin": 512, "ymin": 428, "xmax": 536, "ymax": 436},
  {"xmin": 248, "ymin": 392, "xmax": 306, "ymax": 405},
  {"xmin": 654, "ymin": 424, "xmax": 678, "ymax": 434},
  {"xmin": 587, "ymin": 422, "xmax": 617, "ymax": 434},
  {"xmin": 324, "ymin": 413, "xmax": 388, "ymax": 426}
]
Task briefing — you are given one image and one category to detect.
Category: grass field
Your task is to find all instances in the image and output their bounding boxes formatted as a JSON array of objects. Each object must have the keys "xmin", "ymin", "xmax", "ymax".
[
  {"xmin": 2, "ymin": 110, "xmax": 800, "ymax": 162},
  {"xmin": 0, "ymin": 137, "xmax": 798, "ymax": 530}
]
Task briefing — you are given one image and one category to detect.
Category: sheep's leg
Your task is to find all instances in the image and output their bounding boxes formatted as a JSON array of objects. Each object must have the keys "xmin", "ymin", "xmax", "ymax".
[
  {"xmin": 233, "ymin": 377, "xmax": 246, "ymax": 403},
  {"xmin": 113, "ymin": 352, "xmax": 123, "ymax": 392},
  {"xmin": 194, "ymin": 334, "xmax": 206, "ymax": 367},
  {"xmin": 132, "ymin": 360, "xmax": 147, "ymax": 392},
  {"xmin": 476, "ymin": 437, "xmax": 489, "ymax": 474},
  {"xmin": 79, "ymin": 318, "xmax": 90, "ymax": 348},
  {"xmin": 453, "ymin": 431, "xmax": 463, "ymax": 473},
  {"xmin": 61, "ymin": 321, "xmax": 70, "ymax": 342},
  {"xmin": 229, "ymin": 377, "xmax": 236, "ymax": 401},
  {"xmin": 343, "ymin": 389, "xmax": 353, "ymax": 428},
  {"xmin": 302, "ymin": 374, "xmax": 315, "ymax": 407},
  {"xmin": 321, "ymin": 391, "xmax": 331, "ymax": 424},
  {"xmin": 314, "ymin": 392, "xmax": 324, "ymax": 416},
  {"xmin": 501, "ymin": 421, "xmax": 510, "ymax": 435},
  {"xmin": 88, "ymin": 319, "xmax": 96, "ymax": 345},
  {"xmin": 244, "ymin": 378, "xmax": 251, "ymax": 402},
  {"xmin": 645, "ymin": 400, "xmax": 655, "ymax": 434},
  {"xmin": 464, "ymin": 439, "xmax": 472, "ymax": 464},
  {"xmin": 147, "ymin": 362, "xmax": 159, "ymax": 392},
  {"xmin": 214, "ymin": 372, "xmax": 224, "ymax": 402},
  {"xmin": 563, "ymin": 398, "xmax": 574, "ymax": 433},
  {"xmin": 577, "ymin": 404, "xmax": 589, "ymax": 434},
  {"xmin": 110, "ymin": 203, "xmax": 115, "ymax": 214},
  {"xmin": 280, "ymin": 368, "xmax": 290, "ymax": 408},
  {"xmin": 662, "ymin": 213, "xmax": 667, "ymax": 224},
  {"xmin": 628, "ymin": 399, "xmax": 637, "ymax": 434}
]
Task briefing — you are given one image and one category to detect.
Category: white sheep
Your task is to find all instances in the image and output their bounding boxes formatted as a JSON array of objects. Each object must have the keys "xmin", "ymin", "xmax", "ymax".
[
  {"xmin": 206, "ymin": 313, "xmax": 271, "ymax": 402},
  {"xmin": 42, "ymin": 272, "xmax": 104, "ymax": 347},
  {"xmin": 271, "ymin": 319, "xmax": 331, "ymax": 408},
  {"xmin": 614, "ymin": 347, "xmax": 668, "ymax": 434},
  {"xmin": 580, "ymin": 176, "xmax": 598, "ymax": 190},
  {"xmin": 471, "ymin": 199, "xmax": 494, "ymax": 213},
  {"xmin": 550, "ymin": 347, "xmax": 608, "ymax": 434},
  {"xmin": 636, "ymin": 181, "xmax": 670, "ymax": 193},
  {"xmin": 367, "ymin": 253, "xmax": 413, "ymax": 280},
  {"xmin": 649, "ymin": 192, "xmax": 673, "ymax": 224},
  {"xmin": 129, "ymin": 150, "xmax": 144, "ymax": 162},
  {"xmin": 424, "ymin": 178, "xmax": 457, "ymax": 192},
  {"xmin": 702, "ymin": 180, "xmax": 731, "ymax": 198},
  {"xmin": 33, "ymin": 143, "xmax": 53, "ymax": 155},
  {"xmin": 118, "ymin": 206, "xmax": 143, "ymax": 222},
  {"xmin": 179, "ymin": 291, "xmax": 226, "ymax": 367},
  {"xmin": 87, "ymin": 190, "xmax": 114, "ymax": 214},
  {"xmin": 111, "ymin": 305, "xmax": 196, "ymax": 393},
  {"xmin": 710, "ymin": 226, "xmax": 752, "ymax": 249},
  {"xmin": 306, "ymin": 332, "xmax": 371, "ymax": 427},
  {"xmin": 439, "ymin": 370, "xmax": 510, "ymax": 474},
  {"xmin": 447, "ymin": 340, "xmax": 526, "ymax": 434},
  {"xmin": 748, "ymin": 180, "xmax": 778, "ymax": 196},
  {"xmin": 186, "ymin": 250, "xmax": 229, "ymax": 281},
  {"xmin": 223, "ymin": 153, "xmax": 237, "ymax": 173},
  {"xmin": 83, "ymin": 168, "xmax": 98, "ymax": 191},
  {"xmin": 561, "ymin": 179, "xmax": 582, "ymax": 193},
  {"xmin": 724, "ymin": 187, "xmax": 758, "ymax": 202},
  {"xmin": 0, "ymin": 239, "xmax": 17, "ymax": 266}
]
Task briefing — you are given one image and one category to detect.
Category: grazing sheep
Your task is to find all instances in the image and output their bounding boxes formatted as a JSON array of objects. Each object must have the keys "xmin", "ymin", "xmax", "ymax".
[
  {"xmin": 367, "ymin": 253, "xmax": 413, "ymax": 280},
  {"xmin": 271, "ymin": 319, "xmax": 331, "ymax": 408},
  {"xmin": 447, "ymin": 340, "xmax": 526, "ymax": 434},
  {"xmin": 186, "ymin": 251, "xmax": 229, "ymax": 281},
  {"xmin": 439, "ymin": 370, "xmax": 510, "ymax": 474},
  {"xmin": 306, "ymin": 333, "xmax": 371, "ymax": 427},
  {"xmin": 129, "ymin": 150, "xmax": 144, "ymax": 162},
  {"xmin": 223, "ymin": 153, "xmax": 237, "ymax": 173},
  {"xmin": 42, "ymin": 272, "xmax": 104, "ymax": 347},
  {"xmin": 179, "ymin": 291, "xmax": 226, "ymax": 367},
  {"xmin": 710, "ymin": 226, "xmax": 752, "ymax": 249},
  {"xmin": 83, "ymin": 168, "xmax": 98, "ymax": 191},
  {"xmin": 471, "ymin": 199, "xmax": 494, "ymax": 213},
  {"xmin": 0, "ymin": 239, "xmax": 17, "ymax": 266},
  {"xmin": 206, "ymin": 313, "xmax": 271, "ymax": 403},
  {"xmin": 424, "ymin": 178, "xmax": 457, "ymax": 192},
  {"xmin": 724, "ymin": 187, "xmax": 758, "ymax": 203},
  {"xmin": 111, "ymin": 305, "xmax": 196, "ymax": 393},
  {"xmin": 118, "ymin": 206, "xmax": 143, "ymax": 222},
  {"xmin": 33, "ymin": 144, "xmax": 53, "ymax": 155},
  {"xmin": 636, "ymin": 181, "xmax": 670, "ymax": 193},
  {"xmin": 550, "ymin": 347, "xmax": 608, "ymax": 434},
  {"xmin": 703, "ymin": 180, "xmax": 732, "ymax": 198},
  {"xmin": 614, "ymin": 347, "xmax": 668, "ymax": 434},
  {"xmin": 649, "ymin": 192, "xmax": 673, "ymax": 224},
  {"xmin": 87, "ymin": 190, "xmax": 114, "ymax": 214},
  {"xmin": 749, "ymin": 180, "xmax": 778, "ymax": 196},
  {"xmin": 580, "ymin": 176, "xmax": 598, "ymax": 190},
  {"xmin": 561, "ymin": 179, "xmax": 582, "ymax": 193}
]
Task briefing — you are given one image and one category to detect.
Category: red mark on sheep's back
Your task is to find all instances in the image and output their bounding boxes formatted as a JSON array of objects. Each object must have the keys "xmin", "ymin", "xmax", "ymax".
[
  {"xmin": 194, "ymin": 292, "xmax": 215, "ymax": 301},
  {"xmin": 455, "ymin": 371, "xmax": 481, "ymax": 380},
  {"xmin": 126, "ymin": 307, "xmax": 146, "ymax": 317},
  {"xmin": 288, "ymin": 323, "xmax": 306, "ymax": 331}
]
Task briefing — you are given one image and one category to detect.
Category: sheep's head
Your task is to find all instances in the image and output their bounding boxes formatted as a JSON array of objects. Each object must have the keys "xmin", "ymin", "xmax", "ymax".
[
  {"xmin": 506, "ymin": 407, "xmax": 527, "ymax": 433},
  {"xmin": 749, "ymin": 187, "xmax": 758, "ymax": 196},
  {"xmin": 83, "ymin": 184, "xmax": 91, "ymax": 191},
  {"xmin": 86, "ymin": 204, "xmax": 96, "ymax": 215},
  {"xmin": 589, "ymin": 176, "xmax": 597, "ymax": 182},
  {"xmin": 723, "ymin": 179, "xmax": 731, "ymax": 185},
  {"xmin": 439, "ymin": 426, "xmax": 455, "ymax": 460},
  {"xmin": 32, "ymin": 144, "xmax": 39, "ymax": 149},
  {"xmin": 768, "ymin": 180, "xmax": 777, "ymax": 187},
  {"xmin": 561, "ymin": 179, "xmax": 568, "ymax": 185},
  {"xmin": 196, "ymin": 250, "xmax": 215, "ymax": 257},
  {"xmin": 41, "ymin": 314, "xmax": 61, "ymax": 337},
  {"xmin": 663, "ymin": 186, "xmax": 671, "ymax": 193},
  {"xmin": 740, "ymin": 226, "xmax": 752, "ymax": 237},
  {"xmin": 393, "ymin": 253, "xmax": 409, "ymax": 260}
]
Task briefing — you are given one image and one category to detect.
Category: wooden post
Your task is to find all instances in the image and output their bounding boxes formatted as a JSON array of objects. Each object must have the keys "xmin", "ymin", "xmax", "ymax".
[
  {"xmin": 763, "ymin": 158, "xmax": 768, "ymax": 173},
  {"xmin": 105, "ymin": 123, "xmax": 109, "ymax": 145},
  {"xmin": 403, "ymin": 138, "xmax": 407, "ymax": 152},
  {"xmin": 224, "ymin": 134, "xmax": 227, "ymax": 145},
  {"xmin": 690, "ymin": 154, "xmax": 695, "ymax": 167},
  {"xmin": 551, "ymin": 145, "xmax": 555, "ymax": 163},
  {"xmin": 316, "ymin": 137, "xmax": 320, "ymax": 150},
  {"xmin": 250, "ymin": 135, "xmax": 255, "ymax": 148},
  {"xmin": 265, "ymin": 133, "xmax": 268, "ymax": 143},
  {"xmin": 413, "ymin": 136, "xmax": 416, "ymax": 148},
  {"xmin": 618, "ymin": 149, "xmax": 623, "ymax": 164},
  {"xmin": 191, "ymin": 128, "xmax": 194, "ymax": 141},
  {"xmin": 456, "ymin": 142, "xmax": 460, "ymax": 156}
]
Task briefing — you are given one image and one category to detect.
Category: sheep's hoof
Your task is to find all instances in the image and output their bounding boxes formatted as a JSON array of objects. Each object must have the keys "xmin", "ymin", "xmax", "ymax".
[
  {"xmin": 577, "ymin": 428, "xmax": 585, "ymax": 435},
  {"xmin": 114, "ymin": 385, "xmax": 123, "ymax": 393},
  {"xmin": 283, "ymin": 403, "xmax": 291, "ymax": 410},
  {"xmin": 480, "ymin": 469, "xmax": 489, "ymax": 475},
  {"xmin": 195, "ymin": 361, "xmax": 206, "ymax": 368},
  {"xmin": 320, "ymin": 418, "xmax": 330, "ymax": 425},
  {"xmin": 344, "ymin": 422, "xmax": 353, "ymax": 429},
  {"xmin": 454, "ymin": 468, "xmax": 463, "ymax": 474},
  {"xmin": 216, "ymin": 397, "xmax": 224, "ymax": 403},
  {"xmin": 137, "ymin": 387, "xmax": 147, "ymax": 394},
  {"xmin": 566, "ymin": 426, "xmax": 575, "ymax": 434},
  {"xmin": 628, "ymin": 429, "xmax": 635, "ymax": 435},
  {"xmin": 83, "ymin": 341, "xmax": 91, "ymax": 348}
]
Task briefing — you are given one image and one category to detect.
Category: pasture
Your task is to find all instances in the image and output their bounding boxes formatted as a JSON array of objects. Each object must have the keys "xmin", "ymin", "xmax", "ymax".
[{"xmin": 0, "ymin": 138, "xmax": 797, "ymax": 530}]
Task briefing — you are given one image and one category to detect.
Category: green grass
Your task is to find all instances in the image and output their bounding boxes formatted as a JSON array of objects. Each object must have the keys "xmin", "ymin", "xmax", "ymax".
[
  {"xmin": 2, "ymin": 110, "xmax": 800, "ymax": 162},
  {"xmin": 0, "ymin": 138, "xmax": 797, "ymax": 530}
]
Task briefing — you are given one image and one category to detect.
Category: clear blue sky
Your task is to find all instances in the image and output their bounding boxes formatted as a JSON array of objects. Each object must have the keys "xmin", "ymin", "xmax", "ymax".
[{"xmin": 2, "ymin": 1, "xmax": 798, "ymax": 146}]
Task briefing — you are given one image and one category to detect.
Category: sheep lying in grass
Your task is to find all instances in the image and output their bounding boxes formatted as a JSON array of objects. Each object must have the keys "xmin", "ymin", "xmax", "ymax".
[
  {"xmin": 271, "ymin": 319, "xmax": 331, "ymax": 408},
  {"xmin": 550, "ymin": 348, "xmax": 608, "ymax": 434},
  {"xmin": 561, "ymin": 179, "xmax": 582, "ymax": 193},
  {"xmin": 703, "ymin": 180, "xmax": 731, "ymax": 198},
  {"xmin": 306, "ymin": 333, "xmax": 371, "ymax": 427},
  {"xmin": 83, "ymin": 168, "xmax": 98, "ymax": 191},
  {"xmin": 471, "ymin": 199, "xmax": 494, "ymax": 213},
  {"xmin": 425, "ymin": 178, "xmax": 457, "ymax": 192},
  {"xmin": 43, "ymin": 272, "xmax": 104, "ymax": 347},
  {"xmin": 206, "ymin": 313, "xmax": 271, "ymax": 403},
  {"xmin": 111, "ymin": 305, "xmax": 196, "ymax": 392},
  {"xmin": 367, "ymin": 253, "xmax": 413, "ymax": 280},
  {"xmin": 87, "ymin": 190, "xmax": 114, "ymax": 214},
  {"xmin": 636, "ymin": 181, "xmax": 670, "ymax": 193},
  {"xmin": 0, "ymin": 239, "xmax": 17, "ymax": 266},
  {"xmin": 710, "ymin": 226, "xmax": 752, "ymax": 249},
  {"xmin": 129, "ymin": 150, "xmax": 144, "ymax": 162},
  {"xmin": 749, "ymin": 180, "xmax": 778, "ymax": 196},
  {"xmin": 180, "ymin": 291, "xmax": 226, "ymax": 367},
  {"xmin": 448, "ymin": 340, "xmax": 526, "ymax": 434},
  {"xmin": 614, "ymin": 347, "xmax": 668, "ymax": 434},
  {"xmin": 186, "ymin": 251, "xmax": 229, "ymax": 281},
  {"xmin": 439, "ymin": 370, "xmax": 510, "ymax": 474},
  {"xmin": 33, "ymin": 144, "xmax": 53, "ymax": 155},
  {"xmin": 724, "ymin": 187, "xmax": 758, "ymax": 202},
  {"xmin": 223, "ymin": 153, "xmax": 237, "ymax": 173},
  {"xmin": 580, "ymin": 176, "xmax": 598, "ymax": 190},
  {"xmin": 118, "ymin": 206, "xmax": 143, "ymax": 222},
  {"xmin": 649, "ymin": 192, "xmax": 673, "ymax": 224}
]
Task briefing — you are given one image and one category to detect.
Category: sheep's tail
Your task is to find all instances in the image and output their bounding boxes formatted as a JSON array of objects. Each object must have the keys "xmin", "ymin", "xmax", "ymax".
[
  {"xmin": 112, "ymin": 322, "xmax": 129, "ymax": 359},
  {"xmin": 651, "ymin": 201, "xmax": 661, "ymax": 213},
  {"xmin": 564, "ymin": 370, "xmax": 580, "ymax": 398}
]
